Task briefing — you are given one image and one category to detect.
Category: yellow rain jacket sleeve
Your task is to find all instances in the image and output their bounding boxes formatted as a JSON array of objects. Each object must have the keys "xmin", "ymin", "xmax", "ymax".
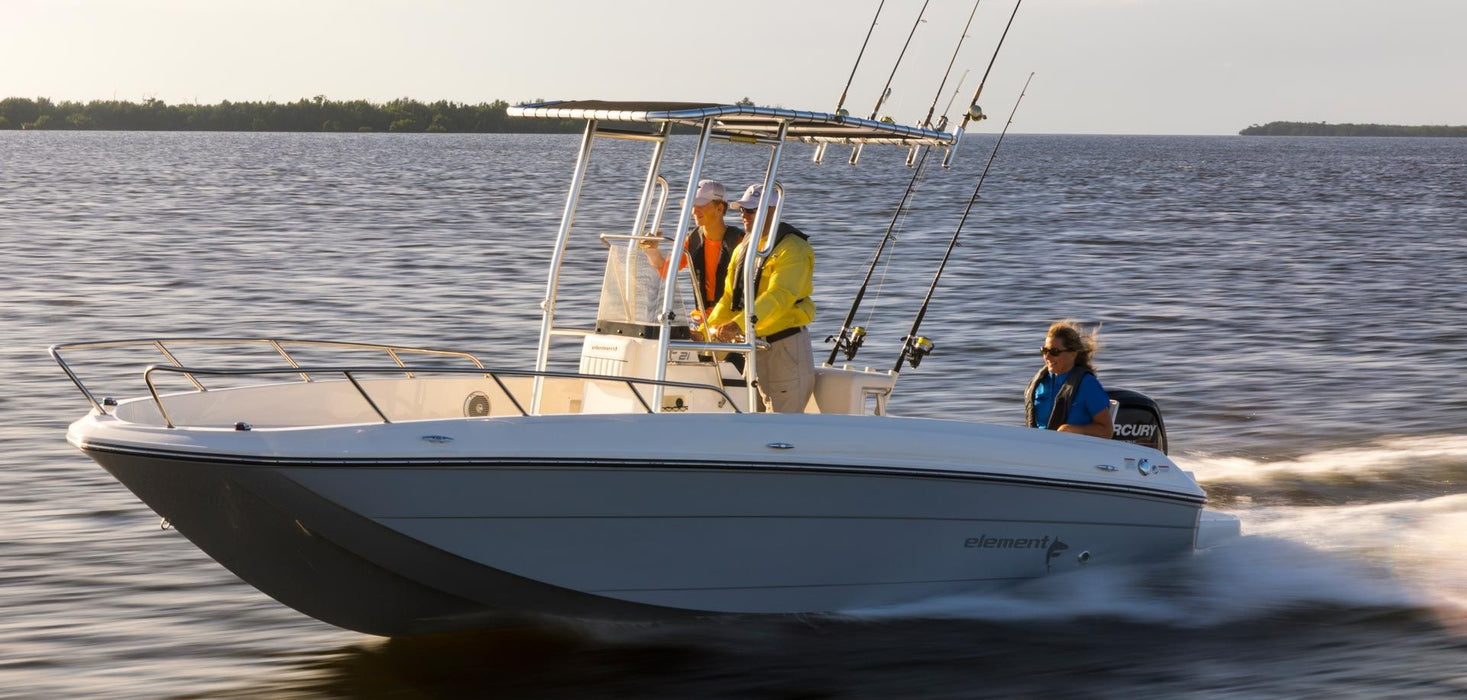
[{"xmin": 707, "ymin": 230, "xmax": 816, "ymax": 338}]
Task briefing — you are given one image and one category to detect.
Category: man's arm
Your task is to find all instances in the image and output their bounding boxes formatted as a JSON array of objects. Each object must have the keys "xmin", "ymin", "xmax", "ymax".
[
  {"xmin": 638, "ymin": 237, "xmax": 692, "ymax": 278},
  {"xmin": 749, "ymin": 239, "xmax": 814, "ymax": 337}
]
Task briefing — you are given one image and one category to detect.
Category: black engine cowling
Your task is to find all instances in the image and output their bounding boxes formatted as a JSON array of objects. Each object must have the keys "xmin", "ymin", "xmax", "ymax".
[{"xmin": 1107, "ymin": 388, "xmax": 1168, "ymax": 454}]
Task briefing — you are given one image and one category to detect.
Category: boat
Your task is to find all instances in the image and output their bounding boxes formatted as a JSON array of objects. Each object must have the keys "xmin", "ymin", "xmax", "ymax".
[{"xmin": 52, "ymin": 101, "xmax": 1240, "ymax": 637}]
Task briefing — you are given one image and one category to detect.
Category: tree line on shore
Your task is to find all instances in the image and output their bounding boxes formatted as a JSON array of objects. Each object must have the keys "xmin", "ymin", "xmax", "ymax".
[
  {"xmin": 12, "ymin": 98, "xmax": 1461, "ymax": 138},
  {"xmin": 1240, "ymin": 121, "xmax": 1467, "ymax": 137},
  {"xmin": 0, "ymin": 96, "xmax": 585, "ymax": 133}
]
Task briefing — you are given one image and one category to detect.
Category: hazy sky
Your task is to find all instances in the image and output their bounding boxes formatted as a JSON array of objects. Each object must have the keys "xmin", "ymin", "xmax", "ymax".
[{"xmin": 5, "ymin": 0, "xmax": 1465, "ymax": 134}]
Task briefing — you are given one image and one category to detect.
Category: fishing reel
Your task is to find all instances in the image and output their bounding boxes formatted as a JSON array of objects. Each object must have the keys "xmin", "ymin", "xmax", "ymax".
[
  {"xmin": 968, "ymin": 102, "xmax": 986, "ymax": 122},
  {"xmin": 903, "ymin": 335, "xmax": 934, "ymax": 368},
  {"xmin": 826, "ymin": 326, "xmax": 867, "ymax": 361},
  {"xmin": 845, "ymin": 326, "xmax": 868, "ymax": 360}
]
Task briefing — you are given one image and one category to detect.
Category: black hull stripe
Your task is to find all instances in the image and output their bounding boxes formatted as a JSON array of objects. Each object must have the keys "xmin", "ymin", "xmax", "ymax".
[
  {"xmin": 594, "ymin": 574, "xmax": 1038, "ymax": 594},
  {"xmin": 75, "ymin": 439, "xmax": 1208, "ymax": 506},
  {"xmin": 381, "ymin": 514, "xmax": 1197, "ymax": 530}
]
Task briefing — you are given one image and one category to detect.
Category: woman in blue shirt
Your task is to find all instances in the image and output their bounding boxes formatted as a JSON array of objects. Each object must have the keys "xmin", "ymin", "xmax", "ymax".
[{"xmin": 1025, "ymin": 321, "xmax": 1113, "ymax": 439}]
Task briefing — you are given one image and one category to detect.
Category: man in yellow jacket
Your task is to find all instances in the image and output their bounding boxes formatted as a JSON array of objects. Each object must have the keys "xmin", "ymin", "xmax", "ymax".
[{"xmin": 707, "ymin": 184, "xmax": 816, "ymax": 413}]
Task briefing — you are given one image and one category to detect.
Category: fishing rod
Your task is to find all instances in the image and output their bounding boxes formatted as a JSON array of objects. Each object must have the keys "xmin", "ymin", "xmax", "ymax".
[
  {"xmin": 824, "ymin": 0, "xmax": 1000, "ymax": 364},
  {"xmin": 823, "ymin": 74, "xmax": 966, "ymax": 364},
  {"xmin": 922, "ymin": 1, "xmax": 984, "ymax": 130},
  {"xmin": 835, "ymin": 0, "xmax": 886, "ymax": 117},
  {"xmin": 893, "ymin": 72, "xmax": 1035, "ymax": 374},
  {"xmin": 943, "ymin": 0, "xmax": 1023, "ymax": 168},
  {"xmin": 848, "ymin": 0, "xmax": 931, "ymax": 166},
  {"xmin": 867, "ymin": 0, "xmax": 929, "ymax": 121},
  {"xmin": 939, "ymin": 69, "xmax": 971, "ymax": 130},
  {"xmin": 824, "ymin": 142, "xmax": 934, "ymax": 363}
]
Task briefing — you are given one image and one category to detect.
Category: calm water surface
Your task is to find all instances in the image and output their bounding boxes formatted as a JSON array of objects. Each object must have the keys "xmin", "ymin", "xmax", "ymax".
[{"xmin": 2, "ymin": 131, "xmax": 1465, "ymax": 698}]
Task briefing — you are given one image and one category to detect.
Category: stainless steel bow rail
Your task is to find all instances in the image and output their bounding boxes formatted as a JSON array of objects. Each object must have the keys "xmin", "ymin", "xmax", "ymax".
[
  {"xmin": 50, "ymin": 337, "xmax": 741, "ymax": 428},
  {"xmin": 137, "ymin": 365, "xmax": 741, "ymax": 428},
  {"xmin": 50, "ymin": 337, "xmax": 490, "ymax": 413}
]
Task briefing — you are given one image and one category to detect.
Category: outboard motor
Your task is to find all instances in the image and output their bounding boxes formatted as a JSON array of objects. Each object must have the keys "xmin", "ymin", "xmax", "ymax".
[{"xmin": 1107, "ymin": 388, "xmax": 1168, "ymax": 454}]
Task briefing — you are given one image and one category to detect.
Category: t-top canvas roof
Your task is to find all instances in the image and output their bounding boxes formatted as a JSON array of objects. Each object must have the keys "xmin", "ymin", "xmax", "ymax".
[{"xmin": 507, "ymin": 100, "xmax": 955, "ymax": 147}]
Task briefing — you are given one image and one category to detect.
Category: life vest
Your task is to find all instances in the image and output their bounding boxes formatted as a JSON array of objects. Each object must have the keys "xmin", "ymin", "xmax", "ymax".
[
  {"xmin": 1025, "ymin": 366, "xmax": 1098, "ymax": 430},
  {"xmin": 730, "ymin": 222, "xmax": 809, "ymax": 313},
  {"xmin": 686, "ymin": 225, "xmax": 743, "ymax": 307}
]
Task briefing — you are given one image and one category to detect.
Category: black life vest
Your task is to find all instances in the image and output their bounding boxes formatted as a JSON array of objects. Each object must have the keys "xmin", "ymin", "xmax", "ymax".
[
  {"xmin": 730, "ymin": 222, "xmax": 809, "ymax": 313},
  {"xmin": 686, "ymin": 225, "xmax": 744, "ymax": 307},
  {"xmin": 1025, "ymin": 366, "xmax": 1097, "ymax": 430}
]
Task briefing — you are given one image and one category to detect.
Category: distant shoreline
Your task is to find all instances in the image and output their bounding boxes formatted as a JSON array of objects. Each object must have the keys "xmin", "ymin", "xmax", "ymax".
[
  {"xmin": 0, "ymin": 96, "xmax": 583, "ymax": 133},
  {"xmin": 8, "ymin": 97, "xmax": 1465, "ymax": 137},
  {"xmin": 1240, "ymin": 121, "xmax": 1467, "ymax": 137}
]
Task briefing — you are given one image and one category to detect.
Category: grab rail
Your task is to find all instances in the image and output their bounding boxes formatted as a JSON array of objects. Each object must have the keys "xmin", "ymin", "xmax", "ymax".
[
  {"xmin": 139, "ymin": 364, "xmax": 742, "ymax": 428},
  {"xmin": 49, "ymin": 337, "xmax": 489, "ymax": 415}
]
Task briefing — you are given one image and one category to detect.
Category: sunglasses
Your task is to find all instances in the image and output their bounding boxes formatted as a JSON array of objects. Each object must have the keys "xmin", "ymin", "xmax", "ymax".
[{"xmin": 1040, "ymin": 345, "xmax": 1073, "ymax": 357}]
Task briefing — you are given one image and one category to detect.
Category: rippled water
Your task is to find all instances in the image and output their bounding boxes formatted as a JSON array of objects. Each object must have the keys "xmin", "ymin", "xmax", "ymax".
[{"xmin": 2, "ymin": 131, "xmax": 1465, "ymax": 698}]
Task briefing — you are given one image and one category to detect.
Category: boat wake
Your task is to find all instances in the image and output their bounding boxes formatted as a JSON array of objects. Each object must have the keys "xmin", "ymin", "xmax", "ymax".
[
  {"xmin": 837, "ymin": 537, "xmax": 1421, "ymax": 627},
  {"xmin": 1187, "ymin": 433, "xmax": 1467, "ymax": 506},
  {"xmin": 839, "ymin": 435, "xmax": 1467, "ymax": 632}
]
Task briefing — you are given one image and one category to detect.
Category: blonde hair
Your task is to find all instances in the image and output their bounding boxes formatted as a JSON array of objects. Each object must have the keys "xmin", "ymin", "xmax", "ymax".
[{"xmin": 1047, "ymin": 319, "xmax": 1101, "ymax": 370}]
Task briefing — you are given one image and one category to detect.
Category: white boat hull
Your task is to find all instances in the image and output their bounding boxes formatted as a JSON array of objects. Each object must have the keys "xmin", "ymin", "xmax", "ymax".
[{"xmin": 73, "ymin": 411, "xmax": 1206, "ymax": 636}]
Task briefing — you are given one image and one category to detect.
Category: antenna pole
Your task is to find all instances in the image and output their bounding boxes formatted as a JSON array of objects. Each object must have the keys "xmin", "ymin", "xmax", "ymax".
[
  {"xmin": 835, "ymin": 0, "xmax": 886, "ymax": 116},
  {"xmin": 893, "ymin": 72, "xmax": 1034, "ymax": 374}
]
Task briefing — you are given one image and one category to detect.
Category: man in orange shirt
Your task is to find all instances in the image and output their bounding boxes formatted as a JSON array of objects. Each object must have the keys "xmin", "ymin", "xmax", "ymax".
[{"xmin": 639, "ymin": 179, "xmax": 744, "ymax": 314}]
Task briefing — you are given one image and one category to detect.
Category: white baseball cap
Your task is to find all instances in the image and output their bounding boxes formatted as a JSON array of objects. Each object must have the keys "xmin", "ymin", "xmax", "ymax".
[
  {"xmin": 690, "ymin": 179, "xmax": 727, "ymax": 206},
  {"xmin": 730, "ymin": 183, "xmax": 779, "ymax": 211}
]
